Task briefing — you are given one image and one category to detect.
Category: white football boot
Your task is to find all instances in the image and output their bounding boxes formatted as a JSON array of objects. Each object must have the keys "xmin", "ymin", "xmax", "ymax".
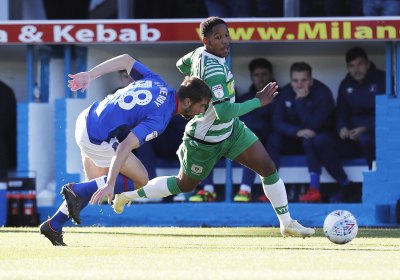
[
  {"xmin": 280, "ymin": 220, "xmax": 315, "ymax": 238},
  {"xmin": 112, "ymin": 193, "xmax": 132, "ymax": 214}
]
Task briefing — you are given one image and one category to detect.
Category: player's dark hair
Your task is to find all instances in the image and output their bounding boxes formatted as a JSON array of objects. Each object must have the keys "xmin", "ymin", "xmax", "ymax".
[
  {"xmin": 249, "ymin": 58, "xmax": 273, "ymax": 74},
  {"xmin": 177, "ymin": 76, "xmax": 212, "ymax": 103},
  {"xmin": 346, "ymin": 47, "xmax": 368, "ymax": 63},
  {"xmin": 290, "ymin": 62, "xmax": 312, "ymax": 76},
  {"xmin": 200, "ymin": 16, "xmax": 227, "ymax": 38}
]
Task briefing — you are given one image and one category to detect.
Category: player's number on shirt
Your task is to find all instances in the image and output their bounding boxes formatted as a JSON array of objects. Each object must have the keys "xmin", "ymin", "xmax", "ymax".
[
  {"xmin": 118, "ymin": 80, "xmax": 153, "ymax": 110},
  {"xmin": 95, "ymin": 81, "xmax": 153, "ymax": 116},
  {"xmin": 118, "ymin": 89, "xmax": 152, "ymax": 110}
]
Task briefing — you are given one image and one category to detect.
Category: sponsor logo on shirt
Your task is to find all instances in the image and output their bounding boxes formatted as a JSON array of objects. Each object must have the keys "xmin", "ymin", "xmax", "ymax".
[
  {"xmin": 145, "ymin": 131, "xmax": 158, "ymax": 141},
  {"xmin": 285, "ymin": 101, "xmax": 292, "ymax": 108},
  {"xmin": 212, "ymin": 84, "xmax": 224, "ymax": 99},
  {"xmin": 369, "ymin": 84, "xmax": 377, "ymax": 93},
  {"xmin": 110, "ymin": 138, "xmax": 120, "ymax": 152},
  {"xmin": 227, "ymin": 80, "xmax": 235, "ymax": 96},
  {"xmin": 346, "ymin": 87, "xmax": 354, "ymax": 94},
  {"xmin": 191, "ymin": 164, "xmax": 203, "ymax": 175}
]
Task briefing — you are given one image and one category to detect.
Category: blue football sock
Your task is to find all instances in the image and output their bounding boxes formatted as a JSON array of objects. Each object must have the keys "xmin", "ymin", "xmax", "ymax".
[
  {"xmin": 49, "ymin": 210, "xmax": 69, "ymax": 232},
  {"xmin": 73, "ymin": 176, "xmax": 106, "ymax": 199},
  {"xmin": 114, "ymin": 174, "xmax": 135, "ymax": 194},
  {"xmin": 310, "ymin": 172, "xmax": 321, "ymax": 189},
  {"xmin": 73, "ymin": 174, "xmax": 135, "ymax": 199},
  {"xmin": 49, "ymin": 200, "xmax": 89, "ymax": 232}
]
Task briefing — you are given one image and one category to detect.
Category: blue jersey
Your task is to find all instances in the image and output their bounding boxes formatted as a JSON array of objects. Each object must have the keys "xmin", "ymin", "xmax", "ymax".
[{"xmin": 86, "ymin": 61, "xmax": 176, "ymax": 146}]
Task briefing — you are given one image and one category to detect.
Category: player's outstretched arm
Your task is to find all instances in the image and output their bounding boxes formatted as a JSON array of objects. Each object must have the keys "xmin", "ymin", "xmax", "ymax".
[
  {"xmin": 213, "ymin": 82, "xmax": 278, "ymax": 122},
  {"xmin": 255, "ymin": 82, "xmax": 279, "ymax": 107},
  {"xmin": 68, "ymin": 54, "xmax": 136, "ymax": 92}
]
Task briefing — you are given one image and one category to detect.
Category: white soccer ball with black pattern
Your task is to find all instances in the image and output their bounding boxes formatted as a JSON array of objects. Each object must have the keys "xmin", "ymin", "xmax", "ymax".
[{"xmin": 323, "ymin": 210, "xmax": 358, "ymax": 244}]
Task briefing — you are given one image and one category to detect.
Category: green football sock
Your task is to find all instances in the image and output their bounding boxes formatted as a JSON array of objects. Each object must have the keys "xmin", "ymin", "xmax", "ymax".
[{"xmin": 124, "ymin": 176, "xmax": 181, "ymax": 200}]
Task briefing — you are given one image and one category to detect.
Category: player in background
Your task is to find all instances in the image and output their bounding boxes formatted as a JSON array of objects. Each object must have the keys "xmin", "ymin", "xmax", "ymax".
[
  {"xmin": 333, "ymin": 47, "xmax": 385, "ymax": 202},
  {"xmin": 234, "ymin": 58, "xmax": 278, "ymax": 203},
  {"xmin": 39, "ymin": 54, "xmax": 212, "ymax": 246},
  {"xmin": 336, "ymin": 47, "xmax": 385, "ymax": 170},
  {"xmin": 109, "ymin": 17, "xmax": 315, "ymax": 238},
  {"xmin": 273, "ymin": 62, "xmax": 355, "ymax": 203}
]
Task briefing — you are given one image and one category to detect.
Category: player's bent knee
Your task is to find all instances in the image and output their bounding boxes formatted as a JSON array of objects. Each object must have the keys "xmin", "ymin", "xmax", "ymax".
[{"xmin": 136, "ymin": 177, "xmax": 149, "ymax": 188}]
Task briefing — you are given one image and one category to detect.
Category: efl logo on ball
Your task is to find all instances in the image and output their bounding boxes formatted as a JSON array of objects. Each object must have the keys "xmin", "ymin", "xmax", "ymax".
[{"xmin": 323, "ymin": 210, "xmax": 358, "ymax": 244}]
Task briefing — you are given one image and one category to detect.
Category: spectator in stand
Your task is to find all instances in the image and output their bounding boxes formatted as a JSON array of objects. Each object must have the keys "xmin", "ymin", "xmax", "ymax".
[
  {"xmin": 299, "ymin": 0, "xmax": 325, "ymax": 16},
  {"xmin": 363, "ymin": 0, "xmax": 400, "ymax": 16},
  {"xmin": 0, "ymin": 80, "xmax": 17, "ymax": 178},
  {"xmin": 134, "ymin": 0, "xmax": 208, "ymax": 19},
  {"xmin": 273, "ymin": 62, "xmax": 354, "ymax": 203},
  {"xmin": 324, "ymin": 0, "xmax": 363, "ymax": 16},
  {"xmin": 336, "ymin": 47, "xmax": 386, "ymax": 171},
  {"xmin": 43, "ymin": 0, "xmax": 91, "ymax": 19},
  {"xmin": 255, "ymin": 0, "xmax": 284, "ymax": 17},
  {"xmin": 233, "ymin": 58, "xmax": 277, "ymax": 202},
  {"xmin": 203, "ymin": 0, "xmax": 254, "ymax": 17}
]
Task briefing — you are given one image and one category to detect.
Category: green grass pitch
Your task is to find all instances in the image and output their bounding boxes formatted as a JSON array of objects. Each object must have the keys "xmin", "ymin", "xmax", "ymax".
[{"xmin": 0, "ymin": 227, "xmax": 399, "ymax": 279}]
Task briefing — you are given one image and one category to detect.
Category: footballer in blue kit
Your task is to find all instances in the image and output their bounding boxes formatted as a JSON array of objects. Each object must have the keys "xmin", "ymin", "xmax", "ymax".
[
  {"xmin": 86, "ymin": 61, "xmax": 177, "ymax": 148},
  {"xmin": 39, "ymin": 54, "xmax": 212, "ymax": 246}
]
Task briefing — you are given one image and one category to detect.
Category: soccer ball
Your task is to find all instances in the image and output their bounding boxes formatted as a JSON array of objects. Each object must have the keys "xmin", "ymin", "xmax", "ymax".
[{"xmin": 323, "ymin": 210, "xmax": 358, "ymax": 244}]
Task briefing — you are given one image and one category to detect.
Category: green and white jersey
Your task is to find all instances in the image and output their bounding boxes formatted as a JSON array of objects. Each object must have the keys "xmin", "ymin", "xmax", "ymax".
[{"xmin": 177, "ymin": 47, "xmax": 236, "ymax": 143}]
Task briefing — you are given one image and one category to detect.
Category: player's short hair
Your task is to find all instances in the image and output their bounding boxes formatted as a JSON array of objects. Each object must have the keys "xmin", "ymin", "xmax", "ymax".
[
  {"xmin": 177, "ymin": 76, "xmax": 212, "ymax": 103},
  {"xmin": 290, "ymin": 62, "xmax": 312, "ymax": 76},
  {"xmin": 200, "ymin": 16, "xmax": 227, "ymax": 38},
  {"xmin": 248, "ymin": 58, "xmax": 273, "ymax": 74},
  {"xmin": 346, "ymin": 47, "xmax": 368, "ymax": 63}
]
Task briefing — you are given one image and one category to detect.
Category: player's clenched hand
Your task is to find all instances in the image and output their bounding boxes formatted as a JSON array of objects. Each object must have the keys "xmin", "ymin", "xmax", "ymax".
[
  {"xmin": 90, "ymin": 183, "xmax": 115, "ymax": 206},
  {"xmin": 255, "ymin": 82, "xmax": 278, "ymax": 107},
  {"xmin": 68, "ymin": 72, "xmax": 91, "ymax": 93}
]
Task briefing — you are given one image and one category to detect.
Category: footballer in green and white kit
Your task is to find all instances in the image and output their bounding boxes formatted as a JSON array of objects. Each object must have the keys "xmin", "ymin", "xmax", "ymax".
[{"xmin": 176, "ymin": 46, "xmax": 260, "ymax": 180}]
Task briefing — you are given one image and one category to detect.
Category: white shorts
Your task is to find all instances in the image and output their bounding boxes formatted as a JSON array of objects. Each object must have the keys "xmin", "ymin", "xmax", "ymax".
[{"xmin": 75, "ymin": 108, "xmax": 119, "ymax": 168}]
